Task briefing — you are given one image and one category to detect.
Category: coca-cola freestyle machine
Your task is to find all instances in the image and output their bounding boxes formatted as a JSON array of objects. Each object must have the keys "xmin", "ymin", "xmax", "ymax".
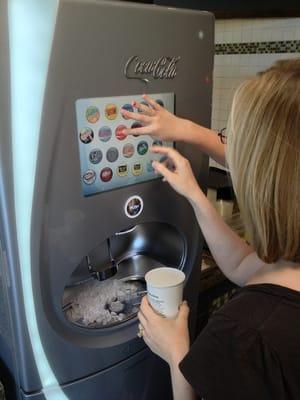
[{"xmin": 0, "ymin": 1, "xmax": 214, "ymax": 399}]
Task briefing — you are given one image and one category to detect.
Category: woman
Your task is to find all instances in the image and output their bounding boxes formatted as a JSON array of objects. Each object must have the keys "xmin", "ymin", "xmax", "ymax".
[{"xmin": 121, "ymin": 58, "xmax": 300, "ymax": 400}]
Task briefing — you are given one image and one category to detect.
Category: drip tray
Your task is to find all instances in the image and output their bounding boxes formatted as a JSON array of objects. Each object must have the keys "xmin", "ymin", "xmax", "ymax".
[{"xmin": 63, "ymin": 277, "xmax": 146, "ymax": 329}]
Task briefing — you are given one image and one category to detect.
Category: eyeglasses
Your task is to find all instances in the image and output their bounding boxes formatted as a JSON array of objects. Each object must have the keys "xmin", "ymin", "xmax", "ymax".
[{"xmin": 218, "ymin": 127, "xmax": 227, "ymax": 144}]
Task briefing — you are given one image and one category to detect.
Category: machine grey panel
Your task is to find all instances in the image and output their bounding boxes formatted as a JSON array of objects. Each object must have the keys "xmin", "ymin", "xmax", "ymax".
[
  {"xmin": 22, "ymin": 349, "xmax": 172, "ymax": 400},
  {"xmin": 0, "ymin": 0, "xmax": 42, "ymax": 396}
]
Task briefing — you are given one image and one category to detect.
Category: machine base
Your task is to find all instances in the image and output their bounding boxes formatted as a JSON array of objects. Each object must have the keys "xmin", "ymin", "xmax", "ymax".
[{"xmin": 21, "ymin": 348, "xmax": 172, "ymax": 400}]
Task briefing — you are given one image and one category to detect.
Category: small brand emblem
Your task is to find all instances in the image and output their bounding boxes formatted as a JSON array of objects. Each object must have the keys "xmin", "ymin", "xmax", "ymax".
[
  {"xmin": 124, "ymin": 56, "xmax": 181, "ymax": 84},
  {"xmin": 124, "ymin": 195, "xmax": 144, "ymax": 218}
]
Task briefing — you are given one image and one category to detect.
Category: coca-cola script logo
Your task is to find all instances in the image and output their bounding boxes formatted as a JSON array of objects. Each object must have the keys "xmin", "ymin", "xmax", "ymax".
[{"xmin": 124, "ymin": 56, "xmax": 181, "ymax": 84}]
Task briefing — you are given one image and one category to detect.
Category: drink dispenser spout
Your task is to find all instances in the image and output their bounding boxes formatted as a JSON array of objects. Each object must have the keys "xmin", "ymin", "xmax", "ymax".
[
  {"xmin": 87, "ymin": 238, "xmax": 118, "ymax": 281},
  {"xmin": 82, "ymin": 222, "xmax": 185, "ymax": 284}
]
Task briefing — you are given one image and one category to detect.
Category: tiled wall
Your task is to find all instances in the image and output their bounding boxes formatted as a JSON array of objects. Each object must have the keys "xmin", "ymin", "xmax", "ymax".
[{"xmin": 210, "ymin": 18, "xmax": 300, "ymax": 170}]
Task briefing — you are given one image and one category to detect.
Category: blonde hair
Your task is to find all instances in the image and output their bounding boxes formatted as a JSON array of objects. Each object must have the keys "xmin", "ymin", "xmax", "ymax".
[{"xmin": 226, "ymin": 58, "xmax": 300, "ymax": 263}]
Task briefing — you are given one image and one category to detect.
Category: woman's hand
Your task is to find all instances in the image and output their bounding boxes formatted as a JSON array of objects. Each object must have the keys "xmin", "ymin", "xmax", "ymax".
[
  {"xmin": 151, "ymin": 145, "xmax": 201, "ymax": 202},
  {"xmin": 121, "ymin": 94, "xmax": 186, "ymax": 141},
  {"xmin": 138, "ymin": 296, "xmax": 190, "ymax": 366}
]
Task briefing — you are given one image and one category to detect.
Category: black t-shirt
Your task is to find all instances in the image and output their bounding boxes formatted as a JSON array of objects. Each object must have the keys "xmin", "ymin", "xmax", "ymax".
[{"xmin": 180, "ymin": 284, "xmax": 300, "ymax": 400}]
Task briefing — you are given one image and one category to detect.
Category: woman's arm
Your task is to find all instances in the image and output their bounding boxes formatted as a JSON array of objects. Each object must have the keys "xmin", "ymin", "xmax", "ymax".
[
  {"xmin": 169, "ymin": 356, "xmax": 197, "ymax": 400},
  {"xmin": 189, "ymin": 188, "xmax": 265, "ymax": 286},
  {"xmin": 138, "ymin": 297, "xmax": 196, "ymax": 400},
  {"xmin": 180, "ymin": 119, "xmax": 226, "ymax": 166},
  {"xmin": 121, "ymin": 94, "xmax": 226, "ymax": 167},
  {"xmin": 151, "ymin": 146, "xmax": 265, "ymax": 286}
]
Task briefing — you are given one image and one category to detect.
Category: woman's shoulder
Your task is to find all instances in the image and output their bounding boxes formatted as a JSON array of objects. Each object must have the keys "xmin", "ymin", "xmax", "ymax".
[
  {"xmin": 217, "ymin": 283, "xmax": 300, "ymax": 327},
  {"xmin": 203, "ymin": 283, "xmax": 300, "ymax": 356}
]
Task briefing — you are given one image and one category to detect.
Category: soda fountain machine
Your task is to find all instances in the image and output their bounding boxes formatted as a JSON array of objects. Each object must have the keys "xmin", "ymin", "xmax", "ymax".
[{"xmin": 0, "ymin": 1, "xmax": 214, "ymax": 399}]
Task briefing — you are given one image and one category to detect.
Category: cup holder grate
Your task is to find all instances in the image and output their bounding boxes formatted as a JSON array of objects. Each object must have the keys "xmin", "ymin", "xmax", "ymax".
[{"xmin": 62, "ymin": 276, "xmax": 146, "ymax": 329}]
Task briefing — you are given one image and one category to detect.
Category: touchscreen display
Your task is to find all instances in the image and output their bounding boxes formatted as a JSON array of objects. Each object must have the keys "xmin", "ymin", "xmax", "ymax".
[{"xmin": 75, "ymin": 93, "xmax": 174, "ymax": 196}]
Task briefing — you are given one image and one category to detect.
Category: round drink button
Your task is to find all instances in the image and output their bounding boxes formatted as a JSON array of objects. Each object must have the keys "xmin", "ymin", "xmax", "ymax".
[
  {"xmin": 100, "ymin": 167, "xmax": 113, "ymax": 182},
  {"xmin": 121, "ymin": 103, "xmax": 134, "ymax": 119},
  {"xmin": 115, "ymin": 125, "xmax": 127, "ymax": 141},
  {"xmin": 124, "ymin": 195, "xmax": 144, "ymax": 218},
  {"xmin": 89, "ymin": 148, "xmax": 103, "ymax": 164},
  {"xmin": 137, "ymin": 140, "xmax": 149, "ymax": 155},
  {"xmin": 106, "ymin": 147, "xmax": 119, "ymax": 163},
  {"xmin": 105, "ymin": 103, "xmax": 118, "ymax": 120},
  {"xmin": 131, "ymin": 122, "xmax": 142, "ymax": 137},
  {"xmin": 147, "ymin": 161, "xmax": 154, "ymax": 172},
  {"xmin": 80, "ymin": 127, "xmax": 94, "ymax": 144},
  {"xmin": 123, "ymin": 143, "xmax": 135, "ymax": 158},
  {"xmin": 85, "ymin": 106, "xmax": 100, "ymax": 124},
  {"xmin": 156, "ymin": 99, "xmax": 164, "ymax": 107},
  {"xmin": 83, "ymin": 169, "xmax": 96, "ymax": 185},
  {"xmin": 152, "ymin": 139, "xmax": 163, "ymax": 147},
  {"xmin": 138, "ymin": 101, "xmax": 149, "ymax": 112},
  {"xmin": 99, "ymin": 126, "xmax": 112, "ymax": 142}
]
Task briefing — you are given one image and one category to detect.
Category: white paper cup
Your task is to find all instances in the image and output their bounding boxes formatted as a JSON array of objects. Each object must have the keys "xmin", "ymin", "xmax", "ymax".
[{"xmin": 145, "ymin": 267, "xmax": 185, "ymax": 318}]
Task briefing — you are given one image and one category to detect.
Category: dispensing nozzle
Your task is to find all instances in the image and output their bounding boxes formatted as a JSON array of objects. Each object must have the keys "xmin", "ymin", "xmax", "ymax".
[{"xmin": 87, "ymin": 238, "xmax": 118, "ymax": 281}]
